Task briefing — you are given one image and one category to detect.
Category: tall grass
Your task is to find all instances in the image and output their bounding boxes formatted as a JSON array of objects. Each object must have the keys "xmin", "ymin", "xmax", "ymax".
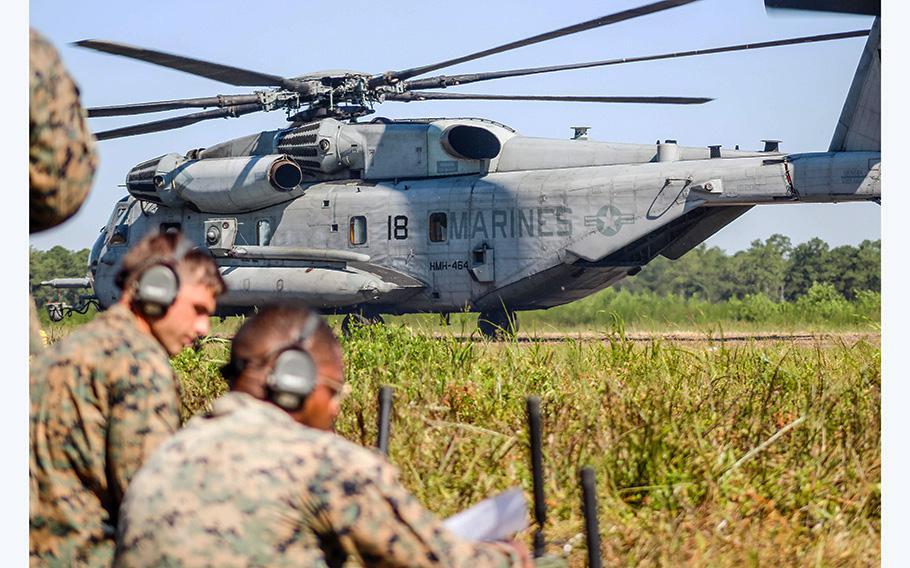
[{"xmin": 174, "ymin": 324, "xmax": 880, "ymax": 566}]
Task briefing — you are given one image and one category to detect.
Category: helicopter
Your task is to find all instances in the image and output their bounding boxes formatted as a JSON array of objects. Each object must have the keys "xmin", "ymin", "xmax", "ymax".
[{"xmin": 41, "ymin": 0, "xmax": 881, "ymax": 337}]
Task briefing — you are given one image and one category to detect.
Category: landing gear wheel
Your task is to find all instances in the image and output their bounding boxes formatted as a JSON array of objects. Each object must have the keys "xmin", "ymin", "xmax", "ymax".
[
  {"xmin": 342, "ymin": 312, "xmax": 384, "ymax": 337},
  {"xmin": 477, "ymin": 310, "xmax": 519, "ymax": 339},
  {"xmin": 46, "ymin": 303, "xmax": 65, "ymax": 323}
]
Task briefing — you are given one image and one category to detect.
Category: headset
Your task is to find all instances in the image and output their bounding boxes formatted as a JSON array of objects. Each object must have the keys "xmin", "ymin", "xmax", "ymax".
[
  {"xmin": 221, "ymin": 314, "xmax": 322, "ymax": 412},
  {"xmin": 125, "ymin": 237, "xmax": 195, "ymax": 318},
  {"xmin": 265, "ymin": 314, "xmax": 322, "ymax": 411}
]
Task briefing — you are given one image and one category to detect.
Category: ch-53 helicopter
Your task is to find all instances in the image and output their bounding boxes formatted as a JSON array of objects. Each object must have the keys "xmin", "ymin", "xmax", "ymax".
[{"xmin": 42, "ymin": 0, "xmax": 880, "ymax": 337}]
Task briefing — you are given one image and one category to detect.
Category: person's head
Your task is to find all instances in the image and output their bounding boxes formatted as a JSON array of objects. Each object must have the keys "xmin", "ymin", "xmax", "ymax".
[
  {"xmin": 221, "ymin": 304, "xmax": 344, "ymax": 431},
  {"xmin": 29, "ymin": 28, "xmax": 97, "ymax": 234},
  {"xmin": 116, "ymin": 231, "xmax": 226, "ymax": 356}
]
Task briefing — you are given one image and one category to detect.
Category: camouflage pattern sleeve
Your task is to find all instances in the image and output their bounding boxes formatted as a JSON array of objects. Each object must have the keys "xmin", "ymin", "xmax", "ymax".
[
  {"xmin": 29, "ymin": 295, "xmax": 45, "ymax": 355},
  {"xmin": 29, "ymin": 28, "xmax": 97, "ymax": 233},
  {"xmin": 318, "ymin": 457, "xmax": 524, "ymax": 568},
  {"xmin": 106, "ymin": 361, "xmax": 182, "ymax": 506},
  {"xmin": 30, "ymin": 305, "xmax": 181, "ymax": 566}
]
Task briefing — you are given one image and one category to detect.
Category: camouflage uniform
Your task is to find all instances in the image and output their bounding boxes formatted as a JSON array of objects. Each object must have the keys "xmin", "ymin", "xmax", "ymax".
[
  {"xmin": 29, "ymin": 27, "xmax": 97, "ymax": 233},
  {"xmin": 29, "ymin": 28, "xmax": 98, "ymax": 354},
  {"xmin": 29, "ymin": 298, "xmax": 47, "ymax": 355},
  {"xmin": 114, "ymin": 392, "xmax": 524, "ymax": 568},
  {"xmin": 30, "ymin": 303, "xmax": 181, "ymax": 567}
]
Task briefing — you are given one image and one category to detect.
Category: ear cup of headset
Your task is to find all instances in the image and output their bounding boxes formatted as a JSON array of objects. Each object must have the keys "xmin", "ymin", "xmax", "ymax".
[
  {"xmin": 266, "ymin": 349, "xmax": 317, "ymax": 411},
  {"xmin": 135, "ymin": 264, "xmax": 180, "ymax": 317}
]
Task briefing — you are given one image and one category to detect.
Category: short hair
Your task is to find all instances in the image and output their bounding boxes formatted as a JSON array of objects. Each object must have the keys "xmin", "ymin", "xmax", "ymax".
[
  {"xmin": 115, "ymin": 231, "xmax": 226, "ymax": 296},
  {"xmin": 223, "ymin": 304, "xmax": 339, "ymax": 385}
]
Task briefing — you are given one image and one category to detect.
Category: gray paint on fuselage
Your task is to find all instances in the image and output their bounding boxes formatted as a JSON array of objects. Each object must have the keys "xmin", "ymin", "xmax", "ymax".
[{"xmin": 96, "ymin": 150, "xmax": 879, "ymax": 314}]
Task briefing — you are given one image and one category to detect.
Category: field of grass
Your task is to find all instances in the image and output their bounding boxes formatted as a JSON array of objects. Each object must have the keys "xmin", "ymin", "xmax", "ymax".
[
  {"xmin": 36, "ymin": 283, "xmax": 880, "ymax": 336},
  {"xmin": 169, "ymin": 322, "xmax": 880, "ymax": 567}
]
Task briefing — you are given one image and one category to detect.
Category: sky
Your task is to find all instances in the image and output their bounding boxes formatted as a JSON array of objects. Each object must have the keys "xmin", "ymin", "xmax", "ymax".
[{"xmin": 27, "ymin": 0, "xmax": 879, "ymax": 253}]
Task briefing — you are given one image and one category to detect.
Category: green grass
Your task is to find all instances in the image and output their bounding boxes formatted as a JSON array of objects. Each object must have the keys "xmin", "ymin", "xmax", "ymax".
[
  {"xmin": 171, "ymin": 323, "xmax": 880, "ymax": 567},
  {"xmin": 38, "ymin": 284, "xmax": 880, "ymax": 338}
]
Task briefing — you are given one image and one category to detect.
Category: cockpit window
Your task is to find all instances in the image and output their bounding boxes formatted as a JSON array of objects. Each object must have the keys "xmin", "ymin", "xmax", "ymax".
[
  {"xmin": 108, "ymin": 226, "xmax": 129, "ymax": 246},
  {"xmin": 105, "ymin": 201, "xmax": 132, "ymax": 246}
]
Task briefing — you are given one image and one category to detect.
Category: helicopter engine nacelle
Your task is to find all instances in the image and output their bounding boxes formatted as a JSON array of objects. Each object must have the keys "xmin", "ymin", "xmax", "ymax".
[
  {"xmin": 275, "ymin": 118, "xmax": 365, "ymax": 176},
  {"xmin": 125, "ymin": 153, "xmax": 186, "ymax": 208},
  {"xmin": 127, "ymin": 153, "xmax": 305, "ymax": 213}
]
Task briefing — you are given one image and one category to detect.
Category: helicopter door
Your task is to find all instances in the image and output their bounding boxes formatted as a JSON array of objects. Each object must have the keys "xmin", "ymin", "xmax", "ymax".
[{"xmin": 467, "ymin": 179, "xmax": 496, "ymax": 285}]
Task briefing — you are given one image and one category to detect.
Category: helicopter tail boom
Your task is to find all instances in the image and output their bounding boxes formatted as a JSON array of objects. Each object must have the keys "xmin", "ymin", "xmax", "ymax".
[{"xmin": 688, "ymin": 151, "xmax": 880, "ymax": 205}]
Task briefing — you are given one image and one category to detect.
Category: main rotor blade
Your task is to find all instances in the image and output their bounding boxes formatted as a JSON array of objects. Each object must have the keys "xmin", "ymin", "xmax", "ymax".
[
  {"xmin": 386, "ymin": 92, "xmax": 711, "ymax": 104},
  {"xmin": 765, "ymin": 0, "xmax": 879, "ymax": 15},
  {"xmin": 373, "ymin": 0, "xmax": 700, "ymax": 85},
  {"xmin": 88, "ymin": 94, "xmax": 263, "ymax": 117},
  {"xmin": 405, "ymin": 29, "xmax": 870, "ymax": 90},
  {"xmin": 93, "ymin": 103, "xmax": 264, "ymax": 140},
  {"xmin": 74, "ymin": 40, "xmax": 296, "ymax": 88}
]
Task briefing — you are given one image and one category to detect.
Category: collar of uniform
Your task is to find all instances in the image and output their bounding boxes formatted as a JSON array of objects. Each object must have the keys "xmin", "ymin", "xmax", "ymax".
[
  {"xmin": 208, "ymin": 391, "xmax": 298, "ymax": 426},
  {"xmin": 101, "ymin": 302, "xmax": 168, "ymax": 356},
  {"xmin": 103, "ymin": 302, "xmax": 142, "ymax": 324}
]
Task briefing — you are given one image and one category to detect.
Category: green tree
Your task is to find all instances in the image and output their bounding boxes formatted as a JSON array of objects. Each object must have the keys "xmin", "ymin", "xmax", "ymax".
[
  {"xmin": 729, "ymin": 235, "xmax": 791, "ymax": 301},
  {"xmin": 784, "ymin": 238, "xmax": 832, "ymax": 300},
  {"xmin": 619, "ymin": 244, "xmax": 734, "ymax": 302},
  {"xmin": 827, "ymin": 239, "xmax": 880, "ymax": 299},
  {"xmin": 30, "ymin": 246, "xmax": 90, "ymax": 307}
]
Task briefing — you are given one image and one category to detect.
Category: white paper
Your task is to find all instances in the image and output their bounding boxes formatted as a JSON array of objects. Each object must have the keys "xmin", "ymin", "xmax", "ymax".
[{"xmin": 443, "ymin": 487, "xmax": 528, "ymax": 542}]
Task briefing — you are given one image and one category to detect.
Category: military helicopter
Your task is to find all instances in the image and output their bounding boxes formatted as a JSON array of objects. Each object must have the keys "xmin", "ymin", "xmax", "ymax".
[{"xmin": 44, "ymin": 0, "xmax": 881, "ymax": 337}]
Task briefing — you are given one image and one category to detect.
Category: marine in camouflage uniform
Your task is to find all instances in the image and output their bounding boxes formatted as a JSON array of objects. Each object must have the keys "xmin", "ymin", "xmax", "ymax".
[
  {"xmin": 29, "ymin": 303, "xmax": 181, "ymax": 567},
  {"xmin": 30, "ymin": 231, "xmax": 224, "ymax": 567},
  {"xmin": 29, "ymin": 28, "xmax": 98, "ymax": 354},
  {"xmin": 29, "ymin": 27, "xmax": 97, "ymax": 232},
  {"xmin": 114, "ymin": 391, "xmax": 523, "ymax": 568}
]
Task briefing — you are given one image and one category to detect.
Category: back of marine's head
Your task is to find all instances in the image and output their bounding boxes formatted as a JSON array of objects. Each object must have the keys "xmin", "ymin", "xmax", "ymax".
[{"xmin": 222, "ymin": 304, "xmax": 344, "ymax": 431}]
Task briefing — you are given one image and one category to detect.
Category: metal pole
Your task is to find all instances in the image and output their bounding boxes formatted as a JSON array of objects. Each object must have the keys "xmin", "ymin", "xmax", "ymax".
[
  {"xmin": 376, "ymin": 385, "xmax": 393, "ymax": 456},
  {"xmin": 580, "ymin": 467, "xmax": 602, "ymax": 568},
  {"xmin": 526, "ymin": 396, "xmax": 547, "ymax": 558}
]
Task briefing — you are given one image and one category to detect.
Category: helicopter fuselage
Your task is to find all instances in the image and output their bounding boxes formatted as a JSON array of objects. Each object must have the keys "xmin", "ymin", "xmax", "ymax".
[{"xmin": 88, "ymin": 118, "xmax": 880, "ymax": 318}]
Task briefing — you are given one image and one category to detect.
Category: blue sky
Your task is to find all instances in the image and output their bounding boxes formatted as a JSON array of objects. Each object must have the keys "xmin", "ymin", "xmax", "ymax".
[{"xmin": 28, "ymin": 0, "xmax": 878, "ymax": 252}]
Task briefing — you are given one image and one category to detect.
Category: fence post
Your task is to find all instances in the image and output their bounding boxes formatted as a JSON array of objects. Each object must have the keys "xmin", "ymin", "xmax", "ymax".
[
  {"xmin": 526, "ymin": 396, "xmax": 547, "ymax": 558},
  {"xmin": 376, "ymin": 385, "xmax": 393, "ymax": 456}
]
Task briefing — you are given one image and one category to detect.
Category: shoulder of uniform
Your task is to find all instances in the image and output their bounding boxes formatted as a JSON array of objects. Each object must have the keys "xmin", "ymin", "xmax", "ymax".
[
  {"xmin": 309, "ymin": 430, "xmax": 397, "ymax": 481},
  {"xmin": 29, "ymin": 28, "xmax": 58, "ymax": 61},
  {"xmin": 39, "ymin": 310, "xmax": 171, "ymax": 371}
]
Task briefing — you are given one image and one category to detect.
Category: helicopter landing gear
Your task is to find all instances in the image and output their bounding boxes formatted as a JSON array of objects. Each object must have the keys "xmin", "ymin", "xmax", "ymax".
[
  {"xmin": 341, "ymin": 311, "xmax": 385, "ymax": 337},
  {"xmin": 477, "ymin": 309, "xmax": 519, "ymax": 339}
]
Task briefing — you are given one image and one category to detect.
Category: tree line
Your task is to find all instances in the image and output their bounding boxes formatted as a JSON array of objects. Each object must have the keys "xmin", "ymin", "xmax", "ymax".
[
  {"xmin": 617, "ymin": 235, "xmax": 880, "ymax": 302},
  {"xmin": 30, "ymin": 246, "xmax": 90, "ymax": 308}
]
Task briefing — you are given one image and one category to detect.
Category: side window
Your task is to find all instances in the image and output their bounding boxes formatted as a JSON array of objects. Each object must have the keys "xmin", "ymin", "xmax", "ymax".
[
  {"xmin": 350, "ymin": 216, "xmax": 367, "ymax": 245},
  {"xmin": 160, "ymin": 222, "xmax": 181, "ymax": 234},
  {"xmin": 429, "ymin": 212, "xmax": 447, "ymax": 243},
  {"xmin": 257, "ymin": 219, "xmax": 272, "ymax": 246}
]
